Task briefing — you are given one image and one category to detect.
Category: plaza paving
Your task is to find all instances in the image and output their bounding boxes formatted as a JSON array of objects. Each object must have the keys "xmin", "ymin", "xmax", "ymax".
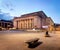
[{"xmin": 0, "ymin": 31, "xmax": 60, "ymax": 50}]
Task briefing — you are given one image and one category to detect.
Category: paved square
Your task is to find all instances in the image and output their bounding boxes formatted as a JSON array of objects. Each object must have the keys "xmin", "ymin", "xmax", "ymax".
[{"xmin": 0, "ymin": 31, "xmax": 60, "ymax": 50}]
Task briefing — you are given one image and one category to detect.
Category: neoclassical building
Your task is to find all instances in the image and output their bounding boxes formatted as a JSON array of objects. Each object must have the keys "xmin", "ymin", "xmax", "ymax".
[{"xmin": 13, "ymin": 11, "xmax": 54, "ymax": 30}]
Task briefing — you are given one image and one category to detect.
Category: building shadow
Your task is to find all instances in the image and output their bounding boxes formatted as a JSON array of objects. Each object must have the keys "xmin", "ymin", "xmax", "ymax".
[{"xmin": 28, "ymin": 41, "xmax": 43, "ymax": 48}]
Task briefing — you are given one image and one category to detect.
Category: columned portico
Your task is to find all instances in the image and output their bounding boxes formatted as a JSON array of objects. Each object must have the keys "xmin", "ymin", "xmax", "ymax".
[{"xmin": 15, "ymin": 18, "xmax": 34, "ymax": 29}]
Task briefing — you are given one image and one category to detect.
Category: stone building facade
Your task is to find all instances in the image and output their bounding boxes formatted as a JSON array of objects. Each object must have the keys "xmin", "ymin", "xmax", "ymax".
[
  {"xmin": 13, "ymin": 11, "xmax": 54, "ymax": 30},
  {"xmin": 46, "ymin": 17, "xmax": 54, "ymax": 31}
]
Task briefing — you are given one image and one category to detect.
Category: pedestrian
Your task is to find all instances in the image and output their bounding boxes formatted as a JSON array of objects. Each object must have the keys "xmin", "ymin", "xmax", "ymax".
[{"xmin": 45, "ymin": 31, "xmax": 50, "ymax": 37}]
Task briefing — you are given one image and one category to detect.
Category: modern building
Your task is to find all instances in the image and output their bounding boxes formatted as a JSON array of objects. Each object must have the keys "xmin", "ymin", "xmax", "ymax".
[
  {"xmin": 0, "ymin": 20, "xmax": 13, "ymax": 30},
  {"xmin": 54, "ymin": 23, "xmax": 60, "ymax": 31},
  {"xmin": 13, "ymin": 11, "xmax": 54, "ymax": 30}
]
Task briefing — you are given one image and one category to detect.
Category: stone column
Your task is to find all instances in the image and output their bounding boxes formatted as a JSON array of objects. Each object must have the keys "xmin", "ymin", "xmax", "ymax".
[
  {"xmin": 23, "ymin": 20, "xmax": 25, "ymax": 29},
  {"xmin": 25, "ymin": 19, "xmax": 27, "ymax": 29},
  {"xmin": 24, "ymin": 20, "xmax": 26, "ymax": 29},
  {"xmin": 16, "ymin": 21, "xmax": 18, "ymax": 29},
  {"xmin": 29, "ymin": 19, "xmax": 31, "ymax": 29},
  {"xmin": 28, "ymin": 19, "xmax": 30, "ymax": 29},
  {"xmin": 28, "ymin": 19, "xmax": 29, "ymax": 29},
  {"xmin": 31, "ymin": 19, "xmax": 32, "ymax": 29},
  {"xmin": 26, "ymin": 19, "xmax": 28, "ymax": 29},
  {"xmin": 19, "ymin": 20, "xmax": 20, "ymax": 29},
  {"xmin": 20, "ymin": 20, "xmax": 22, "ymax": 29},
  {"xmin": 27, "ymin": 19, "xmax": 29, "ymax": 29},
  {"xmin": 22, "ymin": 20, "xmax": 24, "ymax": 29}
]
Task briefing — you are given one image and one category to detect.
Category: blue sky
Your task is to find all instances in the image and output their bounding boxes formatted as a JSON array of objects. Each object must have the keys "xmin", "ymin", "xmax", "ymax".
[{"xmin": 0, "ymin": 0, "xmax": 60, "ymax": 23}]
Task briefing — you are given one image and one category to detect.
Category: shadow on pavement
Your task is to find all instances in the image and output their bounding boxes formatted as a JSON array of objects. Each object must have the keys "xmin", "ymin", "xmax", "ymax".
[{"xmin": 28, "ymin": 42, "xmax": 43, "ymax": 48}]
